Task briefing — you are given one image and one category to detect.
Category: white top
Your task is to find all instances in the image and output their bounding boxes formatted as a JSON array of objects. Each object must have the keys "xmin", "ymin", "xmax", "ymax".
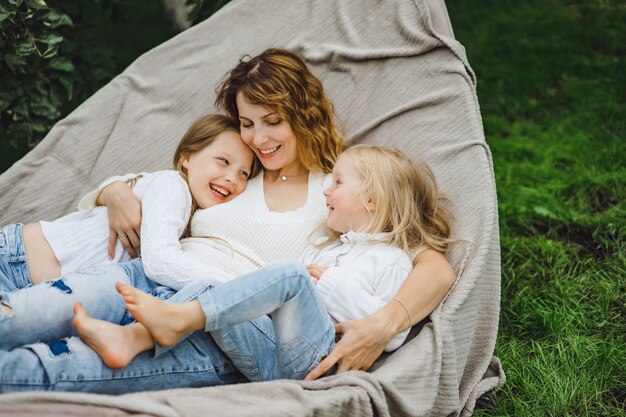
[
  {"xmin": 179, "ymin": 171, "xmax": 329, "ymax": 281},
  {"xmin": 42, "ymin": 170, "xmax": 230, "ymax": 289},
  {"xmin": 77, "ymin": 170, "xmax": 330, "ymax": 289},
  {"xmin": 303, "ymin": 231, "xmax": 418, "ymax": 352}
]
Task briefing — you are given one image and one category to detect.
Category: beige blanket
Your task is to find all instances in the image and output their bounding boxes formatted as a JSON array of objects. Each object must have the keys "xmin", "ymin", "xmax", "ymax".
[{"xmin": 0, "ymin": 0, "xmax": 505, "ymax": 415}]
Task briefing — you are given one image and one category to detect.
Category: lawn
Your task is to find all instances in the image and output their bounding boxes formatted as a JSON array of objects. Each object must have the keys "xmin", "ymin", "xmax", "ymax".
[{"xmin": 446, "ymin": 0, "xmax": 626, "ymax": 415}]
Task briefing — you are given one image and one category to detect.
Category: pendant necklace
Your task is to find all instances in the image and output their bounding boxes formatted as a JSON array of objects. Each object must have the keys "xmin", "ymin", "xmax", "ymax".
[{"xmin": 279, "ymin": 172, "xmax": 308, "ymax": 182}]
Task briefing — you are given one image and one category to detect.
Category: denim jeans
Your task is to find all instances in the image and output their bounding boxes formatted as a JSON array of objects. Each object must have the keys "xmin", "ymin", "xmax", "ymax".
[
  {"xmin": 0, "ymin": 259, "xmax": 158, "ymax": 350},
  {"xmin": 0, "ymin": 331, "xmax": 247, "ymax": 394},
  {"xmin": 154, "ymin": 278, "xmax": 281, "ymax": 382},
  {"xmin": 177, "ymin": 260, "xmax": 336, "ymax": 380},
  {"xmin": 0, "ymin": 260, "xmax": 334, "ymax": 393},
  {"xmin": 0, "ymin": 223, "xmax": 32, "ymax": 292}
]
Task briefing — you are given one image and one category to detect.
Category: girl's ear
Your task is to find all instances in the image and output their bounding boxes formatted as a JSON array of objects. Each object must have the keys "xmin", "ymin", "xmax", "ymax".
[
  {"xmin": 366, "ymin": 197, "xmax": 376, "ymax": 212},
  {"xmin": 181, "ymin": 152, "xmax": 191, "ymax": 169}
]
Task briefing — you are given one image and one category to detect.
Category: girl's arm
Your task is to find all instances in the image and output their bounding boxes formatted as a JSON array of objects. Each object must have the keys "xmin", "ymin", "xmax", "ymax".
[
  {"xmin": 87, "ymin": 180, "xmax": 143, "ymax": 258},
  {"xmin": 139, "ymin": 171, "xmax": 232, "ymax": 290},
  {"xmin": 305, "ymin": 249, "xmax": 456, "ymax": 379}
]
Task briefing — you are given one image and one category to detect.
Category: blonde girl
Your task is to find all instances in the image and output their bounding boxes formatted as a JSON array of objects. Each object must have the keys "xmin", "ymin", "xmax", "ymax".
[
  {"xmin": 0, "ymin": 114, "xmax": 258, "ymax": 349},
  {"xmin": 74, "ymin": 144, "xmax": 453, "ymax": 379}
]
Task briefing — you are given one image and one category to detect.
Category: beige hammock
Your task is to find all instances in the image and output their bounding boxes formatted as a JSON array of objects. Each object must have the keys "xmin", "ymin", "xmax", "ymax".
[{"xmin": 0, "ymin": 0, "xmax": 505, "ymax": 415}]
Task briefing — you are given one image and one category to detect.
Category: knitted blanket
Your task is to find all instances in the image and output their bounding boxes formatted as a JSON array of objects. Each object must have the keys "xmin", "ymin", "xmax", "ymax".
[{"xmin": 0, "ymin": 0, "xmax": 505, "ymax": 415}]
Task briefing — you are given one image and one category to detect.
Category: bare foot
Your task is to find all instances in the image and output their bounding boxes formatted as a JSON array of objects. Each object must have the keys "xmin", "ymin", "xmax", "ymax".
[
  {"xmin": 73, "ymin": 302, "xmax": 153, "ymax": 369},
  {"xmin": 115, "ymin": 282, "xmax": 201, "ymax": 346}
]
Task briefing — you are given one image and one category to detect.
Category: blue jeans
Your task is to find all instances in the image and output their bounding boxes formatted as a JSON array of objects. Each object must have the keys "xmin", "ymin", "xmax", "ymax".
[
  {"xmin": 0, "ymin": 260, "xmax": 333, "ymax": 393},
  {"xmin": 0, "ymin": 223, "xmax": 32, "ymax": 292},
  {"xmin": 0, "ymin": 332, "xmax": 247, "ymax": 394},
  {"xmin": 154, "ymin": 278, "xmax": 281, "ymax": 382},
  {"xmin": 172, "ymin": 260, "xmax": 336, "ymax": 380},
  {"xmin": 0, "ymin": 260, "xmax": 158, "ymax": 350}
]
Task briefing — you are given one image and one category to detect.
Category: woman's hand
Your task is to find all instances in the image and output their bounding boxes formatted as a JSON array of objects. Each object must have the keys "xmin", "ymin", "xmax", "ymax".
[
  {"xmin": 98, "ymin": 181, "xmax": 142, "ymax": 258},
  {"xmin": 305, "ymin": 311, "xmax": 396, "ymax": 380}
]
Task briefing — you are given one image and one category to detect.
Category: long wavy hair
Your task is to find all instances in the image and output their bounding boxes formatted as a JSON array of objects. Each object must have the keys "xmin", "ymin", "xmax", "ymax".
[
  {"xmin": 215, "ymin": 48, "xmax": 344, "ymax": 174},
  {"xmin": 323, "ymin": 145, "xmax": 454, "ymax": 254}
]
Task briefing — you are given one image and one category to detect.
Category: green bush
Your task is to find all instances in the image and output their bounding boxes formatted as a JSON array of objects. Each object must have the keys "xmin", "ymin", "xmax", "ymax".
[
  {"xmin": 0, "ymin": 0, "xmax": 74, "ymax": 159},
  {"xmin": 0, "ymin": 0, "xmax": 229, "ymax": 173}
]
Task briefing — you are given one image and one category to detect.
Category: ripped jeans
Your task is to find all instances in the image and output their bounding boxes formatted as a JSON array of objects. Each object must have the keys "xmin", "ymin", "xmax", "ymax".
[
  {"xmin": 0, "ymin": 260, "xmax": 334, "ymax": 393},
  {"xmin": 0, "ymin": 260, "xmax": 159, "ymax": 350}
]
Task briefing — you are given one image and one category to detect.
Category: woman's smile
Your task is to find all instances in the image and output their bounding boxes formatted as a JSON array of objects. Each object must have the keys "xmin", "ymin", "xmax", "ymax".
[{"xmin": 258, "ymin": 145, "xmax": 281, "ymax": 156}]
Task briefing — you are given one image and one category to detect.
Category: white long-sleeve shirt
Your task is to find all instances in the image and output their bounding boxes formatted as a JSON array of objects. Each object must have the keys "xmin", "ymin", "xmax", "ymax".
[
  {"xmin": 303, "ymin": 231, "xmax": 419, "ymax": 351},
  {"xmin": 77, "ymin": 170, "xmax": 330, "ymax": 290},
  {"xmin": 41, "ymin": 170, "xmax": 230, "ymax": 289}
]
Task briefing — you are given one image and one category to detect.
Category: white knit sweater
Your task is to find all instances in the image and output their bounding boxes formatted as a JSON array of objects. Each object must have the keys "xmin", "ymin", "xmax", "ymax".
[
  {"xmin": 303, "ymin": 232, "xmax": 417, "ymax": 351},
  {"xmin": 75, "ymin": 170, "xmax": 329, "ymax": 289},
  {"xmin": 179, "ymin": 171, "xmax": 329, "ymax": 281}
]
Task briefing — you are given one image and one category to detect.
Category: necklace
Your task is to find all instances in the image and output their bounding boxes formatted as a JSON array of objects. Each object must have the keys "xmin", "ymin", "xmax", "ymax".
[
  {"xmin": 280, "ymin": 174, "xmax": 303, "ymax": 181},
  {"xmin": 269, "ymin": 171, "xmax": 308, "ymax": 182}
]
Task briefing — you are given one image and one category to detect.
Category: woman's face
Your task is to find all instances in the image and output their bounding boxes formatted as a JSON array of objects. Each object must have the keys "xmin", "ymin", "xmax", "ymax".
[{"xmin": 236, "ymin": 92, "xmax": 303, "ymax": 173}]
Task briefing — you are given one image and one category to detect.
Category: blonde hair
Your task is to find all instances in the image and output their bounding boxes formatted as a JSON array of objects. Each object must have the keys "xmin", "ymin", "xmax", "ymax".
[
  {"xmin": 324, "ymin": 145, "xmax": 454, "ymax": 254},
  {"xmin": 172, "ymin": 114, "xmax": 261, "ymax": 236},
  {"xmin": 215, "ymin": 48, "xmax": 344, "ymax": 173}
]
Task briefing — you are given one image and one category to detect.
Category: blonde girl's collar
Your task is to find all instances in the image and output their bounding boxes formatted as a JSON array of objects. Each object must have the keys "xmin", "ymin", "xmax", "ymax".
[{"xmin": 339, "ymin": 231, "xmax": 390, "ymax": 244}]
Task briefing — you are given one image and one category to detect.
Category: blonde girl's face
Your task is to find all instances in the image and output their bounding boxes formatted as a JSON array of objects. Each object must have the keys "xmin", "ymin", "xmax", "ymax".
[
  {"xmin": 182, "ymin": 131, "xmax": 255, "ymax": 209},
  {"xmin": 324, "ymin": 154, "xmax": 373, "ymax": 234},
  {"xmin": 235, "ymin": 92, "xmax": 303, "ymax": 174}
]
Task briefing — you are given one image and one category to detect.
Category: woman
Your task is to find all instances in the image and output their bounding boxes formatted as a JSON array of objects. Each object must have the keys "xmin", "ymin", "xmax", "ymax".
[{"xmin": 0, "ymin": 48, "xmax": 455, "ymax": 393}]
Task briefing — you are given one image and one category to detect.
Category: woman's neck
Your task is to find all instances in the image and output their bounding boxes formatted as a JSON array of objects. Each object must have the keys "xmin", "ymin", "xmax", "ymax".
[
  {"xmin": 262, "ymin": 170, "xmax": 311, "ymax": 212},
  {"xmin": 264, "ymin": 168, "xmax": 309, "ymax": 184}
]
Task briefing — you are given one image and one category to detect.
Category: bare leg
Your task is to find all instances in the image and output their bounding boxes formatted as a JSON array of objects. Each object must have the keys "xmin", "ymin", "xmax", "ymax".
[
  {"xmin": 73, "ymin": 302, "xmax": 154, "ymax": 369},
  {"xmin": 116, "ymin": 282, "xmax": 205, "ymax": 346}
]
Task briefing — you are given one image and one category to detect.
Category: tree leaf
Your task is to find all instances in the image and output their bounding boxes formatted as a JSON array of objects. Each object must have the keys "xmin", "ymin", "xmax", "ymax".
[
  {"xmin": 4, "ymin": 53, "xmax": 27, "ymax": 72},
  {"xmin": 30, "ymin": 92, "xmax": 61, "ymax": 118},
  {"xmin": 13, "ymin": 99, "xmax": 29, "ymax": 117},
  {"xmin": 24, "ymin": 0, "xmax": 47, "ymax": 10},
  {"xmin": 56, "ymin": 76, "xmax": 73, "ymax": 99},
  {"xmin": 7, "ymin": 122, "xmax": 33, "ymax": 149},
  {"xmin": 15, "ymin": 38, "xmax": 36, "ymax": 56},
  {"xmin": 0, "ymin": 10, "xmax": 15, "ymax": 22},
  {"xmin": 48, "ymin": 56, "xmax": 74, "ymax": 72},
  {"xmin": 44, "ymin": 9, "xmax": 73, "ymax": 28}
]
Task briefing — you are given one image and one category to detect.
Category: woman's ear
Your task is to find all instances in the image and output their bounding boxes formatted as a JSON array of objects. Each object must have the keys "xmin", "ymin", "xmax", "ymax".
[{"xmin": 366, "ymin": 197, "xmax": 376, "ymax": 212}]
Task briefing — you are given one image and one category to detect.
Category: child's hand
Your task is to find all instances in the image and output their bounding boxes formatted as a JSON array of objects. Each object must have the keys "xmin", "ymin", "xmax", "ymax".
[{"xmin": 306, "ymin": 264, "xmax": 327, "ymax": 282}]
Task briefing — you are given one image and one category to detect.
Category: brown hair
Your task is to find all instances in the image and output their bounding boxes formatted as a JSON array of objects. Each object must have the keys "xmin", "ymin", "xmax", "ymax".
[
  {"xmin": 172, "ymin": 114, "xmax": 261, "ymax": 236},
  {"xmin": 173, "ymin": 114, "xmax": 260, "ymax": 178},
  {"xmin": 323, "ymin": 145, "xmax": 454, "ymax": 254},
  {"xmin": 215, "ymin": 48, "xmax": 344, "ymax": 173}
]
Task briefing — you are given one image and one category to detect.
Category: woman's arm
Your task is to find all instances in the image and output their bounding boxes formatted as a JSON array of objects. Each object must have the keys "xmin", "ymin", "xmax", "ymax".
[
  {"xmin": 305, "ymin": 249, "xmax": 456, "ymax": 379},
  {"xmin": 97, "ymin": 181, "xmax": 142, "ymax": 258}
]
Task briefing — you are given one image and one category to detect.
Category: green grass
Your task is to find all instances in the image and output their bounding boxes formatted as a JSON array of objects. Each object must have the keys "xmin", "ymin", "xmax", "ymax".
[{"xmin": 446, "ymin": 0, "xmax": 626, "ymax": 415}]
